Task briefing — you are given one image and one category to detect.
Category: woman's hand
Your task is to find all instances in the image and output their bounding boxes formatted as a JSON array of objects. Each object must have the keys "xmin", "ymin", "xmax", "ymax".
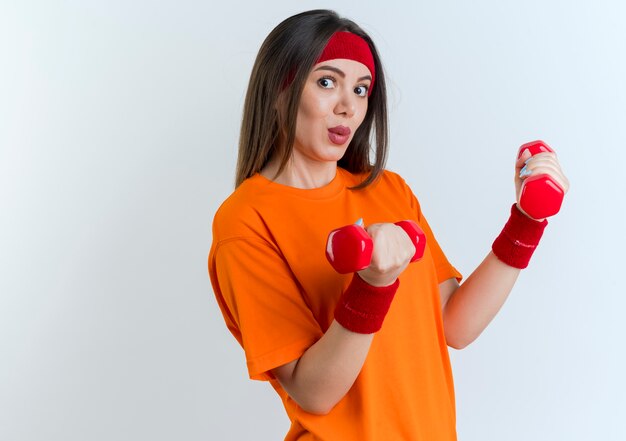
[
  {"xmin": 515, "ymin": 150, "xmax": 570, "ymax": 221},
  {"xmin": 357, "ymin": 223, "xmax": 416, "ymax": 287}
]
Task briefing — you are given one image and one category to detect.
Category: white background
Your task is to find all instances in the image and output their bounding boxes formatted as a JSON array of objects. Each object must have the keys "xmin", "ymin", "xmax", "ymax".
[{"xmin": 1, "ymin": 1, "xmax": 625, "ymax": 440}]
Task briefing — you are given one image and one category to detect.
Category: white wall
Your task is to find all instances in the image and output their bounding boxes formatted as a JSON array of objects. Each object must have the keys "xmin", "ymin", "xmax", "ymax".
[{"xmin": 1, "ymin": 1, "xmax": 624, "ymax": 439}]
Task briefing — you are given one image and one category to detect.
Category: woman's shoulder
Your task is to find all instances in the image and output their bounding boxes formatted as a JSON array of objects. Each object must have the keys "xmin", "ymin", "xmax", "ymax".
[
  {"xmin": 380, "ymin": 168, "xmax": 409, "ymax": 186},
  {"xmin": 366, "ymin": 168, "xmax": 423, "ymax": 214},
  {"xmin": 211, "ymin": 174, "xmax": 271, "ymax": 240}
]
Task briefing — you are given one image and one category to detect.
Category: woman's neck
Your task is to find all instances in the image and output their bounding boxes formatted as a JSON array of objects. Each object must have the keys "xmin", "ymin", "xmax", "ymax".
[{"xmin": 260, "ymin": 156, "xmax": 337, "ymax": 189}]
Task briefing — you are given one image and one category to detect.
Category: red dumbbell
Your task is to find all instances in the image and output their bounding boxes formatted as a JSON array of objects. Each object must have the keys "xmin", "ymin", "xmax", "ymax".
[
  {"xmin": 325, "ymin": 219, "xmax": 426, "ymax": 274},
  {"xmin": 517, "ymin": 140, "xmax": 564, "ymax": 219}
]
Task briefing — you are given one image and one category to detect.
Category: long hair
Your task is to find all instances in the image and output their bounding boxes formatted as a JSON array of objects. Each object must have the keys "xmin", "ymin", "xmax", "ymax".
[{"xmin": 235, "ymin": 9, "xmax": 389, "ymax": 189}]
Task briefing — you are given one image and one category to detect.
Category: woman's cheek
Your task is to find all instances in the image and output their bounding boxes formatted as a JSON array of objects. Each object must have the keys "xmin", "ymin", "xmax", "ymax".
[{"xmin": 308, "ymin": 94, "xmax": 334, "ymax": 118}]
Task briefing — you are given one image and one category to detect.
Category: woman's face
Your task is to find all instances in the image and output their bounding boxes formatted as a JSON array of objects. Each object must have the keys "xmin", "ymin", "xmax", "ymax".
[{"xmin": 291, "ymin": 58, "xmax": 372, "ymax": 167}]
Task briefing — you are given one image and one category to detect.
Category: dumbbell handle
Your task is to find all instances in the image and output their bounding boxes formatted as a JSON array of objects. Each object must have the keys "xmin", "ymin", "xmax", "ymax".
[
  {"xmin": 394, "ymin": 220, "xmax": 426, "ymax": 263},
  {"xmin": 518, "ymin": 140, "xmax": 564, "ymax": 219},
  {"xmin": 326, "ymin": 220, "xmax": 426, "ymax": 274}
]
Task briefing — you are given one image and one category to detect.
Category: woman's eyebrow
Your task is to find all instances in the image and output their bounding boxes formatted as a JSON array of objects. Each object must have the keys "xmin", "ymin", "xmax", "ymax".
[{"xmin": 313, "ymin": 65, "xmax": 372, "ymax": 82}]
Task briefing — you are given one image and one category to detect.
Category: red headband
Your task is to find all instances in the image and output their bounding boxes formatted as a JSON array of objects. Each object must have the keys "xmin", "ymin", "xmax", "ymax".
[{"xmin": 317, "ymin": 32, "xmax": 376, "ymax": 96}]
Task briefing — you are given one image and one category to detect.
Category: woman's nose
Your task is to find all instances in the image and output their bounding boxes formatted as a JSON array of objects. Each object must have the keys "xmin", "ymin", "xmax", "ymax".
[{"xmin": 334, "ymin": 89, "xmax": 356, "ymax": 118}]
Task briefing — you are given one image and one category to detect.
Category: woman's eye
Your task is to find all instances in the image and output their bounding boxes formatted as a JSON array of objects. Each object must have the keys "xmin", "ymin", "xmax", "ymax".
[
  {"xmin": 354, "ymin": 85, "xmax": 368, "ymax": 97},
  {"xmin": 318, "ymin": 77, "xmax": 335, "ymax": 89}
]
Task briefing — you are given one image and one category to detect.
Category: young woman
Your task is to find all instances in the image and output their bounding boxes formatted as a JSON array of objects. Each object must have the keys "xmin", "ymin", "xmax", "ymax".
[{"xmin": 208, "ymin": 9, "xmax": 569, "ymax": 440}]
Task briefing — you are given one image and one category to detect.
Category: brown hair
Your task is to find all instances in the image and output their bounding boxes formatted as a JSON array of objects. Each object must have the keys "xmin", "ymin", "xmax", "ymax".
[{"xmin": 235, "ymin": 9, "xmax": 389, "ymax": 189}]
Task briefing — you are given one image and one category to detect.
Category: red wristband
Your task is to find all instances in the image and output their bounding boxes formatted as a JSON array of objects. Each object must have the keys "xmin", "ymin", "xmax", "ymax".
[
  {"xmin": 334, "ymin": 274, "xmax": 400, "ymax": 334},
  {"xmin": 492, "ymin": 204, "xmax": 548, "ymax": 269}
]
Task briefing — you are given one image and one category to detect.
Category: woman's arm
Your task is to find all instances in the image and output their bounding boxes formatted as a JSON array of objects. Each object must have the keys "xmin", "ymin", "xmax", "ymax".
[
  {"xmin": 439, "ymin": 148, "xmax": 569, "ymax": 349},
  {"xmin": 439, "ymin": 253, "xmax": 520, "ymax": 349},
  {"xmin": 271, "ymin": 320, "xmax": 374, "ymax": 415},
  {"xmin": 272, "ymin": 222, "xmax": 416, "ymax": 415}
]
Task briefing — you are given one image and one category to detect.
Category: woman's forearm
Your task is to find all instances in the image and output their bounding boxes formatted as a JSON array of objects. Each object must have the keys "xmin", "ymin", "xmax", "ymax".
[
  {"xmin": 273, "ymin": 223, "xmax": 417, "ymax": 414},
  {"xmin": 273, "ymin": 320, "xmax": 374, "ymax": 415},
  {"xmin": 442, "ymin": 251, "xmax": 521, "ymax": 349}
]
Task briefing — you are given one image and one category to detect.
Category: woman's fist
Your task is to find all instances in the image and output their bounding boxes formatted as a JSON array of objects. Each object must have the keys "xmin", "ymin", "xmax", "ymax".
[
  {"xmin": 357, "ymin": 223, "xmax": 416, "ymax": 287},
  {"xmin": 515, "ymin": 145, "xmax": 570, "ymax": 221}
]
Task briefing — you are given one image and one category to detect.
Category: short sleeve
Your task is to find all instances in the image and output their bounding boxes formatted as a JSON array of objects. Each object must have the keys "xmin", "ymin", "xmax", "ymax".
[
  {"xmin": 394, "ymin": 173, "xmax": 463, "ymax": 284},
  {"xmin": 211, "ymin": 238, "xmax": 324, "ymax": 381},
  {"xmin": 417, "ymin": 213, "xmax": 463, "ymax": 284}
]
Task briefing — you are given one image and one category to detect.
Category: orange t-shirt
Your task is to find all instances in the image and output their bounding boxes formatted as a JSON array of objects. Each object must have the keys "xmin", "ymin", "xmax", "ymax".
[{"xmin": 208, "ymin": 168, "xmax": 463, "ymax": 440}]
